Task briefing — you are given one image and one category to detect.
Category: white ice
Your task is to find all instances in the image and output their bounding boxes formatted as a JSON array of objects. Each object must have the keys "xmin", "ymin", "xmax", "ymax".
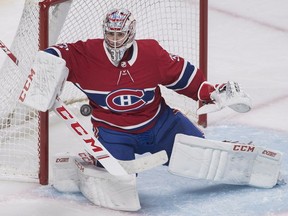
[{"xmin": 0, "ymin": 0, "xmax": 288, "ymax": 215}]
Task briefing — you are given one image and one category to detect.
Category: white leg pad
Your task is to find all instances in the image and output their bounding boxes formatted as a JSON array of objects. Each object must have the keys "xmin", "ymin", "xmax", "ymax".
[
  {"xmin": 52, "ymin": 153, "xmax": 80, "ymax": 193},
  {"xmin": 168, "ymin": 134, "xmax": 283, "ymax": 188},
  {"xmin": 52, "ymin": 152, "xmax": 140, "ymax": 211},
  {"xmin": 75, "ymin": 158, "xmax": 140, "ymax": 211}
]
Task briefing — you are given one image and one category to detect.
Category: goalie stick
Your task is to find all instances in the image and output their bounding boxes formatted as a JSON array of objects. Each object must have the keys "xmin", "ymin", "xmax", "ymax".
[
  {"xmin": 0, "ymin": 39, "xmax": 168, "ymax": 176},
  {"xmin": 52, "ymin": 96, "xmax": 167, "ymax": 174}
]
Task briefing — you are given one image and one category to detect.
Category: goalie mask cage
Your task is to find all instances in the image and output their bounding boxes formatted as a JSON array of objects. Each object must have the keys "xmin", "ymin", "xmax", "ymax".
[{"xmin": 0, "ymin": 0, "xmax": 208, "ymax": 185}]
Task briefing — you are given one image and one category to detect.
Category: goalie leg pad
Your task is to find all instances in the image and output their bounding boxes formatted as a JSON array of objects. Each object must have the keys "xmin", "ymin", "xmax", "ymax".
[
  {"xmin": 168, "ymin": 134, "xmax": 283, "ymax": 188},
  {"xmin": 52, "ymin": 153, "xmax": 80, "ymax": 193},
  {"xmin": 53, "ymin": 153, "xmax": 141, "ymax": 211},
  {"xmin": 75, "ymin": 158, "xmax": 141, "ymax": 211}
]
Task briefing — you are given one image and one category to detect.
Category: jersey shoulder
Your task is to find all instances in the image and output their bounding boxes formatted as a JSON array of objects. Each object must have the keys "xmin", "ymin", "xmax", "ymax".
[
  {"xmin": 136, "ymin": 39, "xmax": 161, "ymax": 48},
  {"xmin": 73, "ymin": 38, "xmax": 104, "ymax": 52},
  {"xmin": 51, "ymin": 38, "xmax": 104, "ymax": 55},
  {"xmin": 135, "ymin": 39, "xmax": 165, "ymax": 57}
]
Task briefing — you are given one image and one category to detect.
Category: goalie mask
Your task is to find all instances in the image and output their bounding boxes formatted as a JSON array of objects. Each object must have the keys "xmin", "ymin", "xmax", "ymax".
[{"xmin": 103, "ymin": 9, "xmax": 136, "ymax": 66}]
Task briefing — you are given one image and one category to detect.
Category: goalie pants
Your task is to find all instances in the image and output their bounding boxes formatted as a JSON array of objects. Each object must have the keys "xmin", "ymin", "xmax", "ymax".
[{"xmin": 95, "ymin": 105, "xmax": 204, "ymax": 165}]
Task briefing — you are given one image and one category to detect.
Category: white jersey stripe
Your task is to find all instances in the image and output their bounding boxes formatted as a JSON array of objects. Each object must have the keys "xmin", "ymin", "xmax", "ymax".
[{"xmin": 91, "ymin": 104, "xmax": 162, "ymax": 130}]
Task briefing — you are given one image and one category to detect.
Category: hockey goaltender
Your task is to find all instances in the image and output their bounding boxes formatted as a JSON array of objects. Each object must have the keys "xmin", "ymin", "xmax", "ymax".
[{"xmin": 15, "ymin": 8, "xmax": 284, "ymax": 211}]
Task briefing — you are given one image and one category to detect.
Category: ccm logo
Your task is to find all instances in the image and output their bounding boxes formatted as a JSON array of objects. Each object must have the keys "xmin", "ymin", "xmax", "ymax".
[
  {"xmin": 262, "ymin": 150, "xmax": 277, "ymax": 157},
  {"xmin": 56, "ymin": 157, "xmax": 69, "ymax": 163},
  {"xmin": 233, "ymin": 144, "xmax": 255, "ymax": 152},
  {"xmin": 55, "ymin": 104, "xmax": 109, "ymax": 160},
  {"xmin": 19, "ymin": 69, "xmax": 36, "ymax": 102}
]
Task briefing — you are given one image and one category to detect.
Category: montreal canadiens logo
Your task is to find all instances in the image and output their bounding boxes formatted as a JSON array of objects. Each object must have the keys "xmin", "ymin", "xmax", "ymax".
[{"xmin": 106, "ymin": 89, "xmax": 146, "ymax": 112}]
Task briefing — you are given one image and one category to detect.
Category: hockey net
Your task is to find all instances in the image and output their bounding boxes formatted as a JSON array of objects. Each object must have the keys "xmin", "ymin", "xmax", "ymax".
[{"xmin": 0, "ymin": 0, "xmax": 207, "ymax": 184}]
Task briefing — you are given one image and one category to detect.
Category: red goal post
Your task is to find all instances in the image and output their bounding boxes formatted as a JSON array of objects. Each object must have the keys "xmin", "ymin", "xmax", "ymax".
[{"xmin": 0, "ymin": 0, "xmax": 208, "ymax": 185}]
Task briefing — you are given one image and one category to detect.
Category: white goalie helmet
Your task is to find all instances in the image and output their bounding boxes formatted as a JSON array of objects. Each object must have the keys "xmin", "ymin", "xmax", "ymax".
[{"xmin": 103, "ymin": 8, "xmax": 136, "ymax": 65}]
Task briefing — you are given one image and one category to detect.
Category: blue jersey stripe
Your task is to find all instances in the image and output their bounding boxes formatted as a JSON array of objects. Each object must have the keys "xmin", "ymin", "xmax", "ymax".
[
  {"xmin": 166, "ymin": 62, "xmax": 195, "ymax": 90},
  {"xmin": 44, "ymin": 48, "xmax": 60, "ymax": 57}
]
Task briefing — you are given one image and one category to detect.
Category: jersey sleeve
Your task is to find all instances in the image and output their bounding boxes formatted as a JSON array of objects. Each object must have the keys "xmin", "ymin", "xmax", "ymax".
[
  {"xmin": 155, "ymin": 41, "xmax": 206, "ymax": 101},
  {"xmin": 45, "ymin": 41, "xmax": 86, "ymax": 83}
]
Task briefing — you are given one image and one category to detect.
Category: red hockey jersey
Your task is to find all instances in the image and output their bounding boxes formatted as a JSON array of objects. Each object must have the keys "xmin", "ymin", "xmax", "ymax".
[{"xmin": 50, "ymin": 39, "xmax": 205, "ymax": 133}]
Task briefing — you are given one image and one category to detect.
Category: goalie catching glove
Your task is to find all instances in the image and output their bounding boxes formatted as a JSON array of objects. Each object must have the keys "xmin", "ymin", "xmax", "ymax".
[{"xmin": 197, "ymin": 81, "xmax": 252, "ymax": 115}]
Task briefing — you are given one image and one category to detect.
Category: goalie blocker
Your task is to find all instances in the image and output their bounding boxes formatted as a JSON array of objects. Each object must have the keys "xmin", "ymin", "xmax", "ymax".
[
  {"xmin": 169, "ymin": 134, "xmax": 283, "ymax": 188},
  {"xmin": 19, "ymin": 51, "xmax": 68, "ymax": 111}
]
